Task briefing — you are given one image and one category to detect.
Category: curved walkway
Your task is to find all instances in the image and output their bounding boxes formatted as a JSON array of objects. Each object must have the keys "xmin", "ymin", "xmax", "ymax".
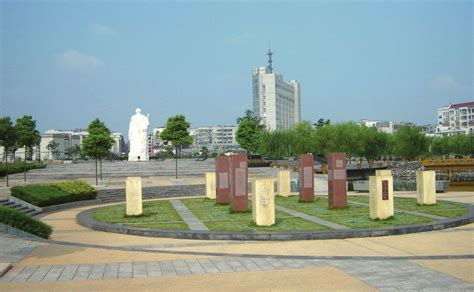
[{"xmin": 1, "ymin": 192, "xmax": 473, "ymax": 291}]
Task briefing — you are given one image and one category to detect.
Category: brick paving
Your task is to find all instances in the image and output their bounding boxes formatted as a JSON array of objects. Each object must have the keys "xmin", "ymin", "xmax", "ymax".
[{"xmin": 1, "ymin": 255, "xmax": 473, "ymax": 291}]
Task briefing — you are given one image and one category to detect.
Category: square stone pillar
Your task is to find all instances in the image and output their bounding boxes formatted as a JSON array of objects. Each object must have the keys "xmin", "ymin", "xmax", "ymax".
[
  {"xmin": 252, "ymin": 178, "xmax": 275, "ymax": 226},
  {"xmin": 229, "ymin": 154, "xmax": 248, "ymax": 212},
  {"xmin": 327, "ymin": 152, "xmax": 347, "ymax": 208},
  {"xmin": 277, "ymin": 170, "xmax": 291, "ymax": 197},
  {"xmin": 376, "ymin": 169, "xmax": 392, "ymax": 176},
  {"xmin": 298, "ymin": 154, "xmax": 314, "ymax": 202},
  {"xmin": 205, "ymin": 172, "xmax": 216, "ymax": 200},
  {"xmin": 216, "ymin": 156, "xmax": 230, "ymax": 204},
  {"xmin": 126, "ymin": 176, "xmax": 142, "ymax": 216},
  {"xmin": 417, "ymin": 171, "xmax": 436, "ymax": 205},
  {"xmin": 369, "ymin": 173, "xmax": 394, "ymax": 220}
]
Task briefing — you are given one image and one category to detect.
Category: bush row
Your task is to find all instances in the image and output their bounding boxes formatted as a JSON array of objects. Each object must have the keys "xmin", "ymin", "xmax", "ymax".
[
  {"xmin": 11, "ymin": 180, "xmax": 97, "ymax": 207},
  {"xmin": 0, "ymin": 162, "xmax": 46, "ymax": 177},
  {"xmin": 0, "ymin": 205, "xmax": 52, "ymax": 239}
]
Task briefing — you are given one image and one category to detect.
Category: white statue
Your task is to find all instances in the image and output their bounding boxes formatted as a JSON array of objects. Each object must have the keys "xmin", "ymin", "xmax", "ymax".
[{"xmin": 128, "ymin": 108, "xmax": 150, "ymax": 161}]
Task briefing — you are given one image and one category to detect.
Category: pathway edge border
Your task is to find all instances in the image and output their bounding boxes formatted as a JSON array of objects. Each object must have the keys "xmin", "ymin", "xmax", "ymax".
[{"xmin": 76, "ymin": 200, "xmax": 474, "ymax": 241}]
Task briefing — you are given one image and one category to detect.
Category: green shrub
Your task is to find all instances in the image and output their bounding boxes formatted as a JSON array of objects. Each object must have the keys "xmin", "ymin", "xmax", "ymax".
[
  {"xmin": 0, "ymin": 205, "xmax": 52, "ymax": 239},
  {"xmin": 0, "ymin": 162, "xmax": 46, "ymax": 177},
  {"xmin": 49, "ymin": 180, "xmax": 97, "ymax": 199},
  {"xmin": 11, "ymin": 180, "xmax": 97, "ymax": 207}
]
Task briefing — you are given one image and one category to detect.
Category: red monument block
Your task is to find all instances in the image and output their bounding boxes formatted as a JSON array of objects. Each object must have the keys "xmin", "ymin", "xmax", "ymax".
[
  {"xmin": 327, "ymin": 152, "xmax": 347, "ymax": 208},
  {"xmin": 229, "ymin": 154, "xmax": 248, "ymax": 212},
  {"xmin": 215, "ymin": 156, "xmax": 230, "ymax": 204},
  {"xmin": 298, "ymin": 154, "xmax": 314, "ymax": 202}
]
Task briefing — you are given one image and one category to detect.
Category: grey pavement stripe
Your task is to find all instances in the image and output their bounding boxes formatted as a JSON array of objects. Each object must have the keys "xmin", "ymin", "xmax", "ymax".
[
  {"xmin": 348, "ymin": 200, "xmax": 446, "ymax": 220},
  {"xmin": 58, "ymin": 264, "xmax": 79, "ymax": 281},
  {"xmin": 27, "ymin": 265, "xmax": 51, "ymax": 282},
  {"xmin": 11, "ymin": 265, "xmax": 38, "ymax": 283},
  {"xmin": 118, "ymin": 262, "xmax": 132, "ymax": 279},
  {"xmin": 3, "ymin": 257, "xmax": 474, "ymax": 290},
  {"xmin": 103, "ymin": 263, "xmax": 119, "ymax": 279},
  {"xmin": 42, "ymin": 265, "xmax": 64, "ymax": 282},
  {"xmin": 0, "ymin": 265, "xmax": 24, "ymax": 283},
  {"xmin": 170, "ymin": 199, "xmax": 209, "ymax": 231},
  {"xmin": 330, "ymin": 259, "xmax": 474, "ymax": 291},
  {"xmin": 88, "ymin": 263, "xmax": 106, "ymax": 280},
  {"xmin": 73, "ymin": 264, "xmax": 92, "ymax": 280},
  {"xmin": 275, "ymin": 205, "xmax": 350, "ymax": 229}
]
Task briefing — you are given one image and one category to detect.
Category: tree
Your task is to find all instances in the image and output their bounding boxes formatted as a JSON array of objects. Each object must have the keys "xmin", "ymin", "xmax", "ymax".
[
  {"xmin": 289, "ymin": 121, "xmax": 315, "ymax": 156},
  {"xmin": 82, "ymin": 119, "xmax": 114, "ymax": 185},
  {"xmin": 360, "ymin": 126, "xmax": 389, "ymax": 161},
  {"xmin": 160, "ymin": 115, "xmax": 193, "ymax": 179},
  {"xmin": 46, "ymin": 141, "xmax": 60, "ymax": 159},
  {"xmin": 259, "ymin": 130, "xmax": 291, "ymax": 161},
  {"xmin": 0, "ymin": 117, "xmax": 17, "ymax": 186},
  {"xmin": 313, "ymin": 118, "xmax": 330, "ymax": 128},
  {"xmin": 15, "ymin": 115, "xmax": 41, "ymax": 182},
  {"xmin": 65, "ymin": 144, "xmax": 81, "ymax": 160},
  {"xmin": 393, "ymin": 125, "xmax": 429, "ymax": 160},
  {"xmin": 236, "ymin": 110, "xmax": 265, "ymax": 155}
]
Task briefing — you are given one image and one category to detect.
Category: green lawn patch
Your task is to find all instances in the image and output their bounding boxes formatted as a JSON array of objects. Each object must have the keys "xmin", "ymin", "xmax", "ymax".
[
  {"xmin": 0, "ymin": 205, "xmax": 52, "ymax": 239},
  {"xmin": 276, "ymin": 196, "xmax": 435, "ymax": 228},
  {"xmin": 393, "ymin": 197, "xmax": 467, "ymax": 218},
  {"xmin": 181, "ymin": 198, "xmax": 329, "ymax": 232},
  {"xmin": 11, "ymin": 180, "xmax": 97, "ymax": 207},
  {"xmin": 92, "ymin": 200, "xmax": 188, "ymax": 230}
]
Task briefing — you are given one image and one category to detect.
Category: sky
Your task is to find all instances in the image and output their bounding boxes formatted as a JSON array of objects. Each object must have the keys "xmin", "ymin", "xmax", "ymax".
[{"xmin": 1, "ymin": 0, "xmax": 472, "ymax": 136}]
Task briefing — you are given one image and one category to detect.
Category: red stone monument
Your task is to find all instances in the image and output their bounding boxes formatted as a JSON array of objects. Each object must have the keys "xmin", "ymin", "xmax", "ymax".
[
  {"xmin": 215, "ymin": 156, "xmax": 230, "ymax": 204},
  {"xmin": 298, "ymin": 154, "xmax": 314, "ymax": 202},
  {"xmin": 327, "ymin": 152, "xmax": 347, "ymax": 208},
  {"xmin": 229, "ymin": 154, "xmax": 248, "ymax": 212}
]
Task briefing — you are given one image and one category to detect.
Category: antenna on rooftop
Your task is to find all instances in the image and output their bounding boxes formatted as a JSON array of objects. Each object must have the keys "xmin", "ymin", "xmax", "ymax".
[{"xmin": 267, "ymin": 48, "xmax": 273, "ymax": 73}]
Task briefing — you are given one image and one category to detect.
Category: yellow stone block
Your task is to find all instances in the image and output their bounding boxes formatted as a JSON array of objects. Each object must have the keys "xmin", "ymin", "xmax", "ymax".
[
  {"xmin": 375, "ymin": 169, "xmax": 392, "ymax": 177},
  {"xmin": 369, "ymin": 175, "xmax": 393, "ymax": 220},
  {"xmin": 277, "ymin": 171, "xmax": 291, "ymax": 197},
  {"xmin": 126, "ymin": 177, "xmax": 143, "ymax": 216},
  {"xmin": 205, "ymin": 172, "xmax": 216, "ymax": 200},
  {"xmin": 416, "ymin": 171, "xmax": 436, "ymax": 205},
  {"xmin": 252, "ymin": 178, "xmax": 275, "ymax": 226}
]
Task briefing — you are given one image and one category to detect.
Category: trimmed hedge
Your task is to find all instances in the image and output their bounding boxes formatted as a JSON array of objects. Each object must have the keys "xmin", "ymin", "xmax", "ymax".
[
  {"xmin": 0, "ymin": 162, "xmax": 46, "ymax": 177},
  {"xmin": 0, "ymin": 205, "xmax": 52, "ymax": 239},
  {"xmin": 11, "ymin": 180, "xmax": 97, "ymax": 207}
]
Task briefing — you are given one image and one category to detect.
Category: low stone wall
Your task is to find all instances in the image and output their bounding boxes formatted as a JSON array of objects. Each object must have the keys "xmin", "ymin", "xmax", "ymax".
[{"xmin": 97, "ymin": 184, "xmax": 206, "ymax": 203}]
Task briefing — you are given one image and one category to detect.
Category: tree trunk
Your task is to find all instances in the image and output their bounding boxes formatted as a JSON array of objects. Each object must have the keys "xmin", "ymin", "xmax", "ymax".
[
  {"xmin": 24, "ymin": 146, "xmax": 27, "ymax": 182},
  {"xmin": 100, "ymin": 159, "xmax": 103, "ymax": 180},
  {"xmin": 5, "ymin": 150, "xmax": 8, "ymax": 187},
  {"xmin": 95, "ymin": 158, "xmax": 98, "ymax": 185},
  {"xmin": 175, "ymin": 146, "xmax": 178, "ymax": 179}
]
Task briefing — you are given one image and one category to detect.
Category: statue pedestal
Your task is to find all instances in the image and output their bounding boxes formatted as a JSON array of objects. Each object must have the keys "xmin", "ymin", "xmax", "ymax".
[
  {"xmin": 205, "ymin": 172, "xmax": 216, "ymax": 200},
  {"xmin": 126, "ymin": 177, "xmax": 143, "ymax": 216}
]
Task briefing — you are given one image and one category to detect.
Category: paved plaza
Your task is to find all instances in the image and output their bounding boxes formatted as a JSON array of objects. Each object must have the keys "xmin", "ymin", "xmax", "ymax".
[{"xmin": 0, "ymin": 162, "xmax": 473, "ymax": 290}]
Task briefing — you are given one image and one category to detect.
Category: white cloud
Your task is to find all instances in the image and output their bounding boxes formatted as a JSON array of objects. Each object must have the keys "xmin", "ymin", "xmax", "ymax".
[
  {"xmin": 90, "ymin": 23, "xmax": 117, "ymax": 36},
  {"xmin": 57, "ymin": 50, "xmax": 105, "ymax": 71}
]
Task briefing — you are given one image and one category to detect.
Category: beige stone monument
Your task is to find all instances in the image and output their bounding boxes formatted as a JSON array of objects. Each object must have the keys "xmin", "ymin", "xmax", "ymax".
[
  {"xmin": 376, "ymin": 169, "xmax": 392, "ymax": 176},
  {"xmin": 416, "ymin": 171, "xmax": 436, "ymax": 205},
  {"xmin": 126, "ymin": 176, "xmax": 143, "ymax": 216},
  {"xmin": 369, "ymin": 172, "xmax": 394, "ymax": 220},
  {"xmin": 205, "ymin": 172, "xmax": 216, "ymax": 200},
  {"xmin": 277, "ymin": 170, "xmax": 291, "ymax": 197},
  {"xmin": 252, "ymin": 178, "xmax": 275, "ymax": 226}
]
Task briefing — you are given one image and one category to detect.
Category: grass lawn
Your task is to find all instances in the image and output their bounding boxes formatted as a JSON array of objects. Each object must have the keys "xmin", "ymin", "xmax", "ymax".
[
  {"xmin": 393, "ymin": 197, "xmax": 467, "ymax": 218},
  {"xmin": 276, "ymin": 196, "xmax": 435, "ymax": 228},
  {"xmin": 181, "ymin": 198, "xmax": 329, "ymax": 232},
  {"xmin": 348, "ymin": 195, "xmax": 467, "ymax": 218},
  {"xmin": 92, "ymin": 200, "xmax": 188, "ymax": 230}
]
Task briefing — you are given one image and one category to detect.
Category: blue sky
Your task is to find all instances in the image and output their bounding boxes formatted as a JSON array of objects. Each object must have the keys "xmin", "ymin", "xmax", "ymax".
[{"xmin": 1, "ymin": 1, "xmax": 472, "ymax": 135}]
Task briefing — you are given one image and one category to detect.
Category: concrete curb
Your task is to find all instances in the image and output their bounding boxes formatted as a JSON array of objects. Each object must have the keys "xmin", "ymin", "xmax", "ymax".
[{"xmin": 76, "ymin": 201, "xmax": 474, "ymax": 241}]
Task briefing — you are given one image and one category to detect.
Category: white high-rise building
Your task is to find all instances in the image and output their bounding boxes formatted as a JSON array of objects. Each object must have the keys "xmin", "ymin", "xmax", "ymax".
[{"xmin": 252, "ymin": 49, "xmax": 301, "ymax": 130}]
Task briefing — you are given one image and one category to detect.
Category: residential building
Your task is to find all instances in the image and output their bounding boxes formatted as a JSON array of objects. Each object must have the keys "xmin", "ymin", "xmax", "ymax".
[
  {"xmin": 436, "ymin": 102, "xmax": 474, "ymax": 136},
  {"xmin": 252, "ymin": 49, "xmax": 301, "ymax": 130},
  {"xmin": 111, "ymin": 133, "xmax": 125, "ymax": 156},
  {"xmin": 359, "ymin": 119, "xmax": 414, "ymax": 134},
  {"xmin": 191, "ymin": 126, "xmax": 238, "ymax": 151}
]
